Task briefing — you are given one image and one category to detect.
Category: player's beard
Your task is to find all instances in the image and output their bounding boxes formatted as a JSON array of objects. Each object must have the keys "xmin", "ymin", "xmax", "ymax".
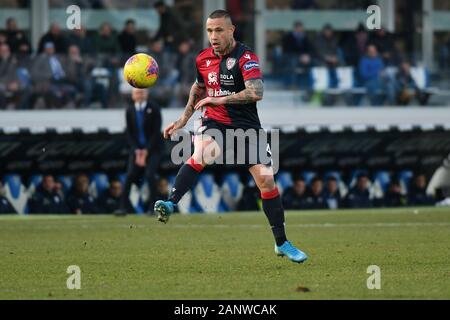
[{"xmin": 215, "ymin": 38, "xmax": 235, "ymax": 56}]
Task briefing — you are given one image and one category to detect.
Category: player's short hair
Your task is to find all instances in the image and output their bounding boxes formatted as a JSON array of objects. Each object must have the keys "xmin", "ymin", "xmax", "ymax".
[{"xmin": 208, "ymin": 9, "xmax": 232, "ymax": 23}]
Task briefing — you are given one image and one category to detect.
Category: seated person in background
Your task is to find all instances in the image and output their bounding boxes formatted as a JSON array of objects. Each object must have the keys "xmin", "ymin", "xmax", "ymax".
[
  {"xmin": 314, "ymin": 24, "xmax": 341, "ymax": 68},
  {"xmin": 237, "ymin": 180, "xmax": 261, "ymax": 212},
  {"xmin": 97, "ymin": 178, "xmax": 124, "ymax": 214},
  {"xmin": 358, "ymin": 45, "xmax": 385, "ymax": 106},
  {"xmin": 323, "ymin": 176, "xmax": 342, "ymax": 209},
  {"xmin": 282, "ymin": 176, "xmax": 308, "ymax": 210},
  {"xmin": 67, "ymin": 174, "xmax": 99, "ymax": 214},
  {"xmin": 304, "ymin": 177, "xmax": 328, "ymax": 209},
  {"xmin": 384, "ymin": 179, "xmax": 406, "ymax": 207},
  {"xmin": 28, "ymin": 175, "xmax": 69, "ymax": 214},
  {"xmin": 149, "ymin": 177, "xmax": 178, "ymax": 214},
  {"xmin": 408, "ymin": 173, "xmax": 434, "ymax": 206},
  {"xmin": 393, "ymin": 61, "xmax": 429, "ymax": 106},
  {"xmin": 0, "ymin": 181, "xmax": 17, "ymax": 214},
  {"xmin": 346, "ymin": 173, "xmax": 373, "ymax": 208}
]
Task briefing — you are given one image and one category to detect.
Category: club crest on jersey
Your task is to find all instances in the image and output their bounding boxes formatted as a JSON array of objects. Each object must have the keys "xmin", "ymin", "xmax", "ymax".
[
  {"xmin": 226, "ymin": 57, "xmax": 236, "ymax": 70},
  {"xmin": 243, "ymin": 61, "xmax": 259, "ymax": 71},
  {"xmin": 208, "ymin": 72, "xmax": 218, "ymax": 85}
]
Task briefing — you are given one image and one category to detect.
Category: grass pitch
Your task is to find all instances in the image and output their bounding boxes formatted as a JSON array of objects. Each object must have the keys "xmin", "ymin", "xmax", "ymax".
[{"xmin": 0, "ymin": 208, "xmax": 449, "ymax": 300}]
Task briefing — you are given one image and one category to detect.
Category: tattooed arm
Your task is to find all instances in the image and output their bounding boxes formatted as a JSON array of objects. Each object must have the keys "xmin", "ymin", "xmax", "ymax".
[
  {"xmin": 224, "ymin": 79, "xmax": 264, "ymax": 104},
  {"xmin": 193, "ymin": 79, "xmax": 264, "ymax": 110},
  {"xmin": 164, "ymin": 82, "xmax": 205, "ymax": 138}
]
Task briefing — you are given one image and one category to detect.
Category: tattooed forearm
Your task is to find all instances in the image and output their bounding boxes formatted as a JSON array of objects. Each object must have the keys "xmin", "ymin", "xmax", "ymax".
[
  {"xmin": 224, "ymin": 79, "xmax": 264, "ymax": 104},
  {"xmin": 177, "ymin": 82, "xmax": 205, "ymax": 125}
]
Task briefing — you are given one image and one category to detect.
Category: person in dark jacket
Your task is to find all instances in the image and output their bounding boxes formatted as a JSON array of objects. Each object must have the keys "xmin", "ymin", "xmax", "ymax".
[
  {"xmin": 118, "ymin": 19, "xmax": 137, "ymax": 55},
  {"xmin": 0, "ymin": 181, "xmax": 17, "ymax": 214},
  {"xmin": 304, "ymin": 177, "xmax": 328, "ymax": 209},
  {"xmin": 153, "ymin": 1, "xmax": 187, "ymax": 49},
  {"xmin": 67, "ymin": 174, "xmax": 99, "ymax": 214},
  {"xmin": 281, "ymin": 21, "xmax": 313, "ymax": 88},
  {"xmin": 323, "ymin": 176, "xmax": 342, "ymax": 209},
  {"xmin": 97, "ymin": 178, "xmax": 125, "ymax": 214},
  {"xmin": 37, "ymin": 23, "xmax": 68, "ymax": 54},
  {"xmin": 117, "ymin": 88, "xmax": 163, "ymax": 215},
  {"xmin": 346, "ymin": 173, "xmax": 373, "ymax": 208},
  {"xmin": 384, "ymin": 179, "xmax": 406, "ymax": 207},
  {"xmin": 408, "ymin": 173, "xmax": 434, "ymax": 206},
  {"xmin": 28, "ymin": 175, "xmax": 69, "ymax": 214},
  {"xmin": 282, "ymin": 176, "xmax": 308, "ymax": 210}
]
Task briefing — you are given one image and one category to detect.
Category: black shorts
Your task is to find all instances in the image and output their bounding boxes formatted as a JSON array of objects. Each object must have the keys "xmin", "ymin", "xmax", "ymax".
[{"xmin": 194, "ymin": 118, "xmax": 273, "ymax": 169}]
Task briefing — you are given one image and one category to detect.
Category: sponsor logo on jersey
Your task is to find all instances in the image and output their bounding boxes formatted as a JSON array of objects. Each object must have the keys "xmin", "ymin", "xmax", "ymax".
[
  {"xmin": 220, "ymin": 74, "xmax": 234, "ymax": 80},
  {"xmin": 208, "ymin": 72, "xmax": 218, "ymax": 85},
  {"xmin": 226, "ymin": 57, "xmax": 236, "ymax": 70},
  {"xmin": 244, "ymin": 53, "xmax": 251, "ymax": 60},
  {"xmin": 206, "ymin": 60, "xmax": 211, "ymax": 67},
  {"xmin": 243, "ymin": 61, "xmax": 259, "ymax": 71},
  {"xmin": 212, "ymin": 88, "xmax": 236, "ymax": 97}
]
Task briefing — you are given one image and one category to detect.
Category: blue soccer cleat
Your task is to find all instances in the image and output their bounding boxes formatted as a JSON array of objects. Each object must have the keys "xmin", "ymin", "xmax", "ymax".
[
  {"xmin": 275, "ymin": 241, "xmax": 308, "ymax": 264},
  {"xmin": 154, "ymin": 200, "xmax": 175, "ymax": 224}
]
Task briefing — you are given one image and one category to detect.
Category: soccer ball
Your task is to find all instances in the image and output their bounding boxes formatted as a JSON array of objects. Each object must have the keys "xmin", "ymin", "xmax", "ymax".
[{"xmin": 123, "ymin": 53, "xmax": 159, "ymax": 88}]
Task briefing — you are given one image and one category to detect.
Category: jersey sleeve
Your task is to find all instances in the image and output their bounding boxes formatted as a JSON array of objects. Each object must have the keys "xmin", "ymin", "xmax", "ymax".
[
  {"xmin": 239, "ymin": 51, "xmax": 263, "ymax": 82},
  {"xmin": 195, "ymin": 59, "xmax": 205, "ymax": 87}
]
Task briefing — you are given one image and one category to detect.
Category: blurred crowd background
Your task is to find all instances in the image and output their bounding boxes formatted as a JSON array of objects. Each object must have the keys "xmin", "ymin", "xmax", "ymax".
[{"xmin": 1, "ymin": 0, "xmax": 450, "ymax": 109}]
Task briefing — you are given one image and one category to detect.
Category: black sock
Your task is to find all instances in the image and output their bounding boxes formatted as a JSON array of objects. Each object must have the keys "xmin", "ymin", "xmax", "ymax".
[
  {"xmin": 262, "ymin": 191, "xmax": 287, "ymax": 246},
  {"xmin": 168, "ymin": 162, "xmax": 202, "ymax": 204}
]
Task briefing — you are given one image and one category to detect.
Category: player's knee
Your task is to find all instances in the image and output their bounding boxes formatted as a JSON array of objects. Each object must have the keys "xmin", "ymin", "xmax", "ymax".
[{"xmin": 256, "ymin": 174, "xmax": 276, "ymax": 192}]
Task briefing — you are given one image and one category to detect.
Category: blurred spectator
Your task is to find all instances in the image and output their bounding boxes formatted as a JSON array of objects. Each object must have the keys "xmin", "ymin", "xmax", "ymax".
[
  {"xmin": 314, "ymin": 24, "xmax": 341, "ymax": 68},
  {"xmin": 408, "ymin": 173, "xmax": 435, "ymax": 206},
  {"xmin": 153, "ymin": 1, "xmax": 187, "ymax": 50},
  {"xmin": 238, "ymin": 180, "xmax": 260, "ymax": 211},
  {"xmin": 149, "ymin": 177, "xmax": 174, "ymax": 214},
  {"xmin": 30, "ymin": 42, "xmax": 77, "ymax": 108},
  {"xmin": 118, "ymin": 19, "xmax": 137, "ymax": 55},
  {"xmin": 283, "ymin": 176, "xmax": 307, "ymax": 210},
  {"xmin": 369, "ymin": 27, "xmax": 397, "ymax": 66},
  {"xmin": 282, "ymin": 21, "xmax": 313, "ymax": 88},
  {"xmin": 97, "ymin": 178, "xmax": 123, "ymax": 214},
  {"xmin": 305, "ymin": 177, "xmax": 328, "ymax": 209},
  {"xmin": 358, "ymin": 45, "xmax": 385, "ymax": 105},
  {"xmin": 147, "ymin": 39, "xmax": 177, "ymax": 106},
  {"xmin": 346, "ymin": 173, "xmax": 373, "ymax": 208},
  {"xmin": 95, "ymin": 22, "xmax": 120, "ymax": 56},
  {"xmin": 117, "ymin": 88, "xmax": 163, "ymax": 215},
  {"xmin": 28, "ymin": 175, "xmax": 69, "ymax": 214},
  {"xmin": 0, "ymin": 181, "xmax": 17, "ymax": 214},
  {"xmin": 67, "ymin": 25, "xmax": 95, "ymax": 55},
  {"xmin": 175, "ymin": 39, "xmax": 196, "ymax": 107},
  {"xmin": 384, "ymin": 179, "xmax": 406, "ymax": 207},
  {"xmin": 38, "ymin": 23, "xmax": 68, "ymax": 54},
  {"xmin": 64, "ymin": 44, "xmax": 108, "ymax": 108},
  {"xmin": 342, "ymin": 23, "xmax": 369, "ymax": 67},
  {"xmin": 323, "ymin": 176, "xmax": 342, "ymax": 209},
  {"xmin": 0, "ymin": 43, "xmax": 30, "ymax": 109},
  {"xmin": 390, "ymin": 61, "xmax": 429, "ymax": 106},
  {"xmin": 5, "ymin": 17, "xmax": 31, "ymax": 54},
  {"xmin": 67, "ymin": 174, "xmax": 100, "ymax": 214}
]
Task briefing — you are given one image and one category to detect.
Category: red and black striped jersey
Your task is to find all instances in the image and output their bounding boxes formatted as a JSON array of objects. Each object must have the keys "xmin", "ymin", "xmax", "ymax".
[{"xmin": 195, "ymin": 42, "xmax": 263, "ymax": 129}]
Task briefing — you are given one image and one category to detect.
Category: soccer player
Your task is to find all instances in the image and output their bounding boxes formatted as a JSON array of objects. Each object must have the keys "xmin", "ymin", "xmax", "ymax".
[{"xmin": 154, "ymin": 10, "xmax": 307, "ymax": 264}]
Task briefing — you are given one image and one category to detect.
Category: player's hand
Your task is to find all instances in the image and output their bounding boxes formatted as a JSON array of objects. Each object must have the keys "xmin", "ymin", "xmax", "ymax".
[
  {"xmin": 163, "ymin": 120, "xmax": 185, "ymax": 139},
  {"xmin": 194, "ymin": 97, "xmax": 226, "ymax": 110}
]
